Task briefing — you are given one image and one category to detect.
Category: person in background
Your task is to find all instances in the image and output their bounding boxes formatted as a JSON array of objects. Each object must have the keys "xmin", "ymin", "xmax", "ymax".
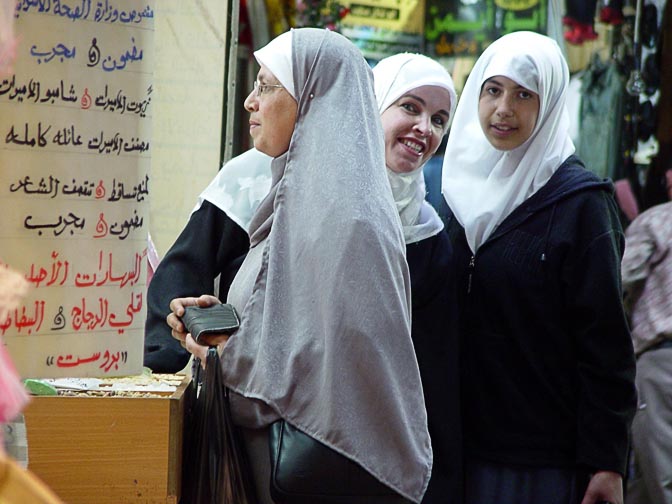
[
  {"xmin": 171, "ymin": 28, "xmax": 432, "ymax": 504},
  {"xmin": 372, "ymin": 52, "xmax": 461, "ymax": 504},
  {"xmin": 0, "ymin": 267, "xmax": 29, "ymax": 456},
  {"xmin": 621, "ymin": 198, "xmax": 672, "ymax": 504},
  {"xmin": 0, "ymin": 267, "xmax": 63, "ymax": 504},
  {"xmin": 143, "ymin": 149, "xmax": 262, "ymax": 373},
  {"xmin": 440, "ymin": 31, "xmax": 637, "ymax": 504}
]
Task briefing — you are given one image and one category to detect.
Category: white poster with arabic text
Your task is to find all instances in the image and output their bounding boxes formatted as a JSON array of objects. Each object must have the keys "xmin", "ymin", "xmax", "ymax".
[{"xmin": 0, "ymin": 0, "xmax": 154, "ymax": 378}]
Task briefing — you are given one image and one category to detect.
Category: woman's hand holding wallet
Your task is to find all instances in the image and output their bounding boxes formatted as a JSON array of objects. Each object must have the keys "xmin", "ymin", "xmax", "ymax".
[
  {"xmin": 181, "ymin": 303, "xmax": 240, "ymax": 344},
  {"xmin": 167, "ymin": 294, "xmax": 220, "ymax": 342},
  {"xmin": 168, "ymin": 295, "xmax": 240, "ymax": 364}
]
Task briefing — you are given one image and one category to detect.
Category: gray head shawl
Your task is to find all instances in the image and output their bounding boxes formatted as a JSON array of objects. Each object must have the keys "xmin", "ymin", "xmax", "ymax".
[{"xmin": 220, "ymin": 28, "xmax": 432, "ymax": 502}]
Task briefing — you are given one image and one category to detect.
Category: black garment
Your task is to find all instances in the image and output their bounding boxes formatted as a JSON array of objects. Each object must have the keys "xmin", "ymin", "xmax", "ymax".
[
  {"xmin": 564, "ymin": 0, "xmax": 598, "ymax": 25},
  {"xmin": 407, "ymin": 231, "xmax": 462, "ymax": 504},
  {"xmin": 143, "ymin": 201, "xmax": 249, "ymax": 373},
  {"xmin": 443, "ymin": 156, "xmax": 637, "ymax": 477},
  {"xmin": 464, "ymin": 458, "xmax": 589, "ymax": 504},
  {"xmin": 423, "ymin": 156, "xmax": 451, "ymax": 224}
]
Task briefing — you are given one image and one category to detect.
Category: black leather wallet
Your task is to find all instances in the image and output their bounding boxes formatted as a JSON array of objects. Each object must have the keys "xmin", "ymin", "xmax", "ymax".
[{"xmin": 180, "ymin": 304, "xmax": 240, "ymax": 344}]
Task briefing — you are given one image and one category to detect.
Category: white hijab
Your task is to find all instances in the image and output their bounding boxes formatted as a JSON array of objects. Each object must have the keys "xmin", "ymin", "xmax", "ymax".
[
  {"xmin": 195, "ymin": 148, "xmax": 272, "ymax": 230},
  {"xmin": 220, "ymin": 28, "xmax": 431, "ymax": 502},
  {"xmin": 373, "ymin": 53, "xmax": 457, "ymax": 244},
  {"xmin": 441, "ymin": 31, "xmax": 575, "ymax": 253}
]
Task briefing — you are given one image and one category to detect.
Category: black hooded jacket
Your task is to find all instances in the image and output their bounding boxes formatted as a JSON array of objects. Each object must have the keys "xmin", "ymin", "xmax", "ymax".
[{"xmin": 442, "ymin": 156, "xmax": 636, "ymax": 475}]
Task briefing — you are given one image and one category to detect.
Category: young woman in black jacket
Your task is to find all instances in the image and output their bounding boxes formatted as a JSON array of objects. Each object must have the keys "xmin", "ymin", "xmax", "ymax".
[{"xmin": 440, "ymin": 31, "xmax": 637, "ymax": 504}]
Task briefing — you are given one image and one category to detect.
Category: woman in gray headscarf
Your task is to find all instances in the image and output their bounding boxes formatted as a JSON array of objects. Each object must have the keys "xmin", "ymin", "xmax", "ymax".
[{"xmin": 170, "ymin": 28, "xmax": 432, "ymax": 503}]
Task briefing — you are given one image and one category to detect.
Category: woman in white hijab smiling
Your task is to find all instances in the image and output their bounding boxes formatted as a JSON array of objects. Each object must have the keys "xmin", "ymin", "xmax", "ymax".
[
  {"xmin": 169, "ymin": 28, "xmax": 432, "ymax": 504},
  {"xmin": 373, "ymin": 52, "xmax": 462, "ymax": 504},
  {"xmin": 440, "ymin": 31, "xmax": 636, "ymax": 504}
]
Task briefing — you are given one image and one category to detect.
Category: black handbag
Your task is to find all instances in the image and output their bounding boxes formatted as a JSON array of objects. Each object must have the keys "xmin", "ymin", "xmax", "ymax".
[{"xmin": 268, "ymin": 420, "xmax": 410, "ymax": 504}]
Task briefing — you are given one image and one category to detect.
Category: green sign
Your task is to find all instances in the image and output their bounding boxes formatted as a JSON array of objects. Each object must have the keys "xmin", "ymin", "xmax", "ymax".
[{"xmin": 425, "ymin": 0, "xmax": 546, "ymax": 57}]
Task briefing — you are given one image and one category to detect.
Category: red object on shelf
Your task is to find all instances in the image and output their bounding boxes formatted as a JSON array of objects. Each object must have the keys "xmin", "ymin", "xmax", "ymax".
[
  {"xmin": 563, "ymin": 18, "xmax": 599, "ymax": 45},
  {"xmin": 600, "ymin": 6, "xmax": 625, "ymax": 25}
]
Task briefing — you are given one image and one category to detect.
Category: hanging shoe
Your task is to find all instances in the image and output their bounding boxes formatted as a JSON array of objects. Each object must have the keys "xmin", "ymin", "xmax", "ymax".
[
  {"xmin": 642, "ymin": 52, "xmax": 660, "ymax": 95},
  {"xmin": 641, "ymin": 4, "xmax": 659, "ymax": 48},
  {"xmin": 638, "ymin": 100, "xmax": 657, "ymax": 142}
]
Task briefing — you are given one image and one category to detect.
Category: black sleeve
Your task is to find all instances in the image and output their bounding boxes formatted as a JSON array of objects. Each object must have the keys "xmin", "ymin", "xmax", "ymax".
[
  {"xmin": 143, "ymin": 201, "xmax": 249, "ymax": 373},
  {"xmin": 569, "ymin": 192, "xmax": 637, "ymax": 476}
]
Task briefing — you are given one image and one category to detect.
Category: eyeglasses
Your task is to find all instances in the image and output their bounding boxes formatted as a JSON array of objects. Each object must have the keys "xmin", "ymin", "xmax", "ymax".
[{"xmin": 253, "ymin": 80, "xmax": 284, "ymax": 97}]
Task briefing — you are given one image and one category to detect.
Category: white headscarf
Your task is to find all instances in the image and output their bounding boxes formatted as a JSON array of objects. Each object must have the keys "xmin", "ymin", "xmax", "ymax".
[
  {"xmin": 441, "ymin": 31, "xmax": 575, "ymax": 253},
  {"xmin": 254, "ymin": 29, "xmax": 295, "ymax": 99},
  {"xmin": 373, "ymin": 53, "xmax": 457, "ymax": 244},
  {"xmin": 195, "ymin": 148, "xmax": 272, "ymax": 230},
  {"xmin": 221, "ymin": 29, "xmax": 431, "ymax": 502}
]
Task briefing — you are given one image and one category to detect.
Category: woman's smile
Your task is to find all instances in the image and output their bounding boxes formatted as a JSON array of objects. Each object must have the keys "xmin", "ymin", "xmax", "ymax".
[
  {"xmin": 399, "ymin": 137, "xmax": 426, "ymax": 156},
  {"xmin": 489, "ymin": 122, "xmax": 518, "ymax": 137}
]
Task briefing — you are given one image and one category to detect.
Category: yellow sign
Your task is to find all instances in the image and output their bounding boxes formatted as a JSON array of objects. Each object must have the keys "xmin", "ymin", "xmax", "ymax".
[
  {"xmin": 494, "ymin": 0, "xmax": 539, "ymax": 11},
  {"xmin": 342, "ymin": 0, "xmax": 423, "ymax": 34}
]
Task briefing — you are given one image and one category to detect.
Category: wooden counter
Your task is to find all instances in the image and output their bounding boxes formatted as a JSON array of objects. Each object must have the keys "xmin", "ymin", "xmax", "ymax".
[{"xmin": 23, "ymin": 376, "xmax": 190, "ymax": 504}]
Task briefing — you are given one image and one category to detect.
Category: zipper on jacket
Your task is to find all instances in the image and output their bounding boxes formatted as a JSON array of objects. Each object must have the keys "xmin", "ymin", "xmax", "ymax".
[
  {"xmin": 539, "ymin": 203, "xmax": 556, "ymax": 266},
  {"xmin": 467, "ymin": 255, "xmax": 475, "ymax": 294}
]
